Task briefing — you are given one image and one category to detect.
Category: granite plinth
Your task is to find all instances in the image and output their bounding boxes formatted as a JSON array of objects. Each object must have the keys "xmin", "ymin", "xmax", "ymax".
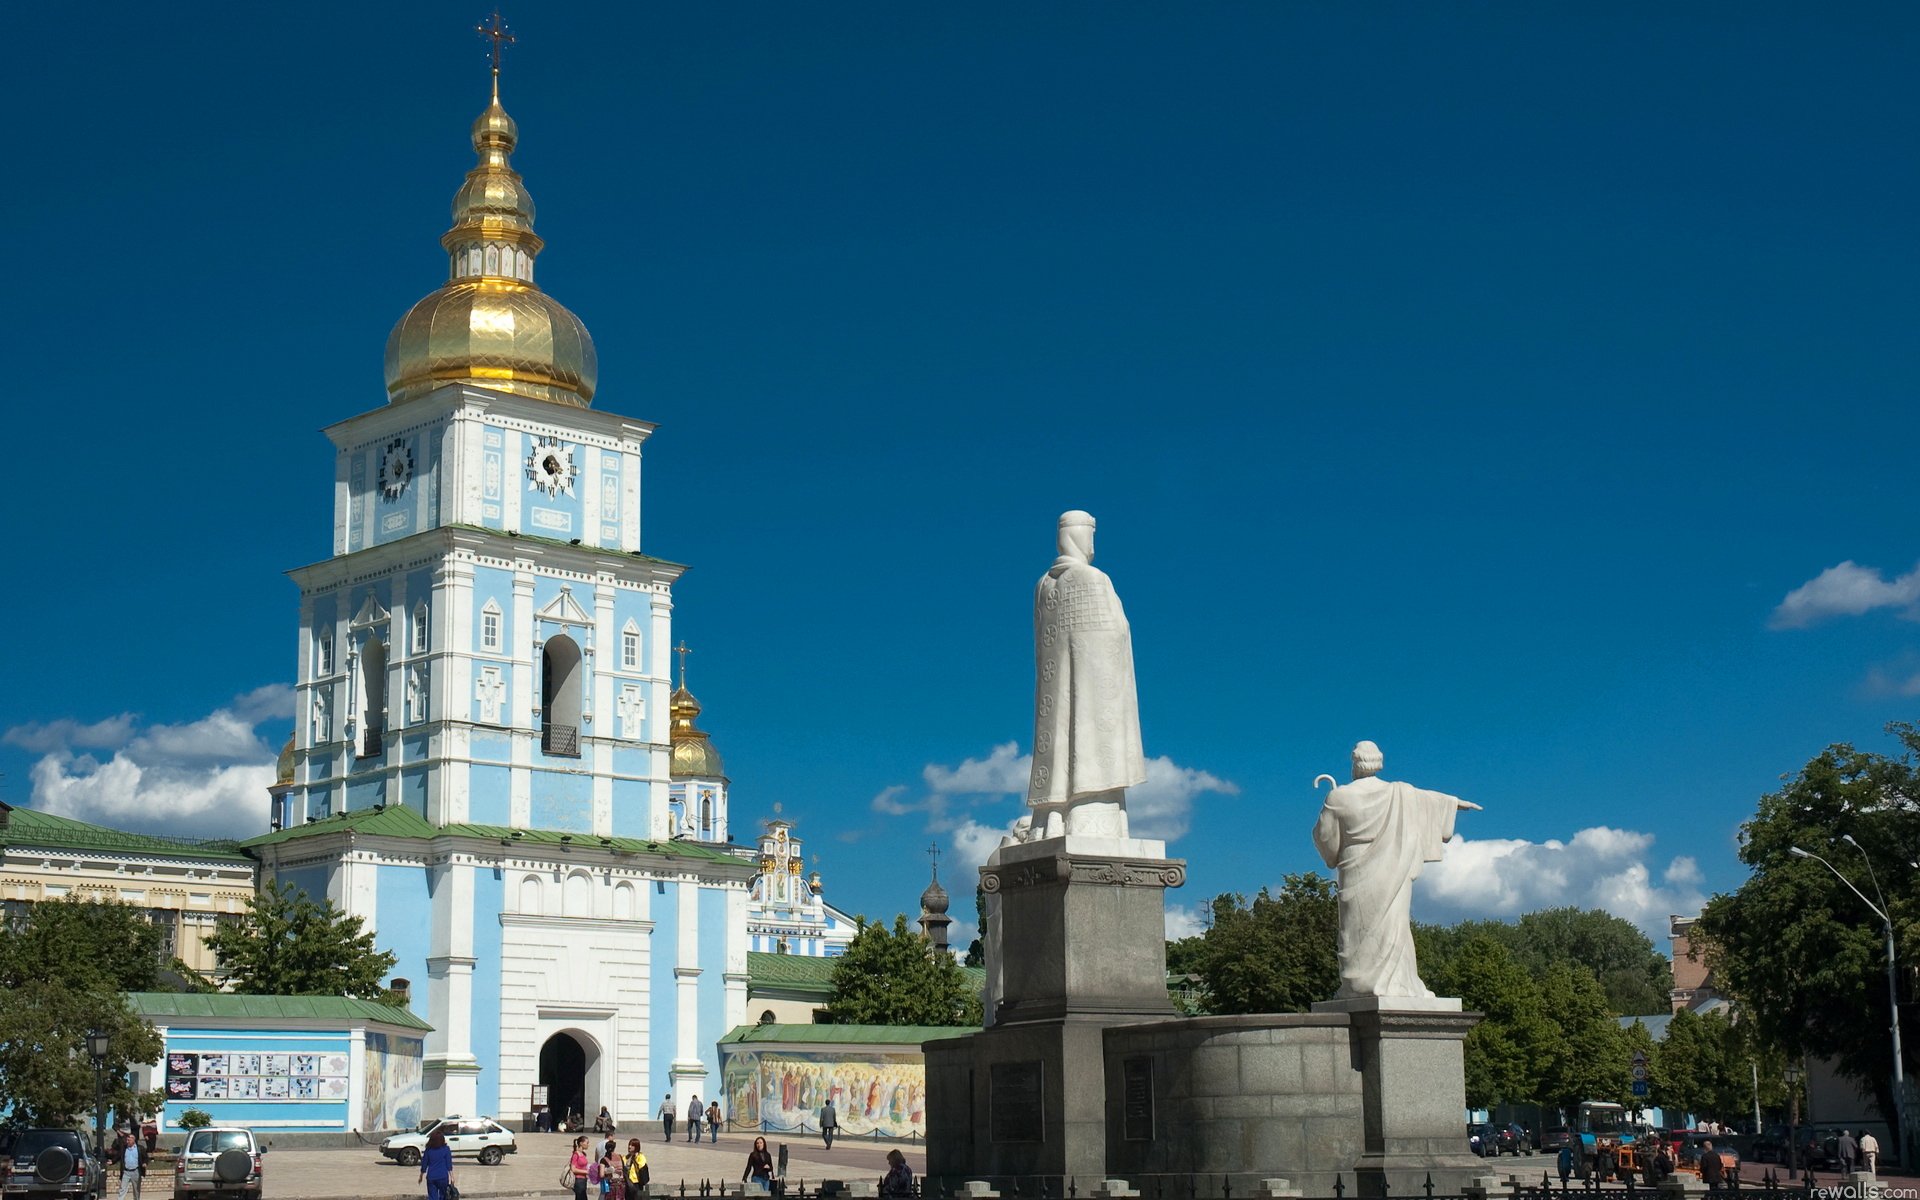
[{"xmin": 1340, "ymin": 1000, "xmax": 1484, "ymax": 1198}]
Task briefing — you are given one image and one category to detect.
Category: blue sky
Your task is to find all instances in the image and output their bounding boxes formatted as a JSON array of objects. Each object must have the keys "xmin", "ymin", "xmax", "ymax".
[{"xmin": 4, "ymin": 3, "xmax": 1917, "ymax": 947}]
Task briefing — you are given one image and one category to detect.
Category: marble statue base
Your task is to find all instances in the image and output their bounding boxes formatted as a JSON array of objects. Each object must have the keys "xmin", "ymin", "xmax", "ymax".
[
  {"xmin": 924, "ymin": 842, "xmax": 1184, "ymax": 1184},
  {"xmin": 1325, "ymin": 996, "xmax": 1484, "ymax": 1199}
]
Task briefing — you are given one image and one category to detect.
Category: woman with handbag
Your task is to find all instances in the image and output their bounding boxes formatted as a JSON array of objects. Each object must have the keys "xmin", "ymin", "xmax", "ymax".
[
  {"xmin": 419, "ymin": 1130, "xmax": 454, "ymax": 1200},
  {"xmin": 564, "ymin": 1135, "xmax": 591, "ymax": 1200},
  {"xmin": 743, "ymin": 1136, "xmax": 776, "ymax": 1195}
]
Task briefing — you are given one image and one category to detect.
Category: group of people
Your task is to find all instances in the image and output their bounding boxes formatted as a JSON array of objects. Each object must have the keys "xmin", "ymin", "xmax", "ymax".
[
  {"xmin": 738, "ymin": 1137, "xmax": 912, "ymax": 1197},
  {"xmin": 1819, "ymin": 1129, "xmax": 1879, "ymax": 1175},
  {"xmin": 655, "ymin": 1093, "xmax": 725, "ymax": 1142},
  {"xmin": 564, "ymin": 1134, "xmax": 652, "ymax": 1200}
]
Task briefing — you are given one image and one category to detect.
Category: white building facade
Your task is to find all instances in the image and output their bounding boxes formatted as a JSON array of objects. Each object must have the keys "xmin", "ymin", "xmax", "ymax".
[{"xmin": 252, "ymin": 71, "xmax": 750, "ymax": 1128}]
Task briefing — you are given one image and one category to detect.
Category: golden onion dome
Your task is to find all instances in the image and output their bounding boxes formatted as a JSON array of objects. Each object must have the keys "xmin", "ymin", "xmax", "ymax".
[
  {"xmin": 274, "ymin": 735, "xmax": 296, "ymax": 787},
  {"xmin": 383, "ymin": 79, "xmax": 597, "ymax": 408},
  {"xmin": 669, "ymin": 682, "xmax": 728, "ymax": 781}
]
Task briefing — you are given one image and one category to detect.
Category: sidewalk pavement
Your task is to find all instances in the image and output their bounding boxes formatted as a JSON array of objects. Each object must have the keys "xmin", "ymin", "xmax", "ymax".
[{"xmin": 259, "ymin": 1131, "xmax": 924, "ymax": 1200}]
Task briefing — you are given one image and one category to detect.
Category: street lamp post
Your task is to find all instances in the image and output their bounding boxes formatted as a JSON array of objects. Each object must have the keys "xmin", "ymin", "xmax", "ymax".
[
  {"xmin": 85, "ymin": 1028, "xmax": 111, "ymax": 1163},
  {"xmin": 1784, "ymin": 1064, "xmax": 1803, "ymax": 1174},
  {"xmin": 1791, "ymin": 843, "xmax": 1907, "ymax": 1166}
]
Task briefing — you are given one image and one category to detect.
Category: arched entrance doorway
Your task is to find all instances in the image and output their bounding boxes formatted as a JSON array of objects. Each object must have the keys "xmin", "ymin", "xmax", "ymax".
[{"xmin": 539, "ymin": 1031, "xmax": 596, "ymax": 1128}]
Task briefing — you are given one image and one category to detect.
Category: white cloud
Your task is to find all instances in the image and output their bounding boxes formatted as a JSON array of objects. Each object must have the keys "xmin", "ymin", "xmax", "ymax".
[
  {"xmin": 1771, "ymin": 560, "xmax": 1920, "ymax": 629},
  {"xmin": 1164, "ymin": 902, "xmax": 1208, "ymax": 941},
  {"xmin": 1415, "ymin": 826, "xmax": 1708, "ymax": 942},
  {"xmin": 8, "ymin": 687, "xmax": 287, "ymax": 842},
  {"xmin": 876, "ymin": 742, "xmax": 1237, "ymax": 875}
]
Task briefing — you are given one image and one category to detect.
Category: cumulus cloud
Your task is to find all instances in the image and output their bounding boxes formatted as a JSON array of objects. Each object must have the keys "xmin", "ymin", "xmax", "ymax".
[
  {"xmin": 5, "ymin": 687, "xmax": 287, "ymax": 841},
  {"xmin": 1771, "ymin": 560, "xmax": 1920, "ymax": 629},
  {"xmin": 1164, "ymin": 902, "xmax": 1208, "ymax": 941},
  {"xmin": 871, "ymin": 742, "xmax": 1238, "ymax": 874},
  {"xmin": 1415, "ymin": 826, "xmax": 1707, "ymax": 941}
]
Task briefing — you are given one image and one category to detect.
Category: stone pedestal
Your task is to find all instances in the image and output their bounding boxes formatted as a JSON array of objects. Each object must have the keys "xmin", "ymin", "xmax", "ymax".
[
  {"xmin": 1310, "ymin": 995, "xmax": 1483, "ymax": 1198},
  {"xmin": 924, "ymin": 836, "xmax": 1183, "ymax": 1186}
]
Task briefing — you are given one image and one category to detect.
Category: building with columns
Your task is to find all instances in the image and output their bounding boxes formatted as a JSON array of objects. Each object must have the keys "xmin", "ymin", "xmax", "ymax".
[{"xmin": 247, "ymin": 63, "xmax": 750, "ymax": 1130}]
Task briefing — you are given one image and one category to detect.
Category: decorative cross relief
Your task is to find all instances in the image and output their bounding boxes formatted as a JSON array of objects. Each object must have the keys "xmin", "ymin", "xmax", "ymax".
[
  {"xmin": 617, "ymin": 685, "xmax": 644, "ymax": 740},
  {"xmin": 311, "ymin": 689, "xmax": 332, "ymax": 742},
  {"xmin": 476, "ymin": 666, "xmax": 506, "ymax": 725}
]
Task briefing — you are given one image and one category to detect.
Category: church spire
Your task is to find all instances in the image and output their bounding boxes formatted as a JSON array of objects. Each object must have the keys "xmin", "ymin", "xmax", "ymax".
[{"xmin": 669, "ymin": 643, "xmax": 727, "ymax": 781}]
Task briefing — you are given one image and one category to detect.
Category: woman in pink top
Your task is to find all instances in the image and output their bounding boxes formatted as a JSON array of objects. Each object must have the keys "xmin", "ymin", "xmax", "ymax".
[{"xmin": 569, "ymin": 1136, "xmax": 592, "ymax": 1200}]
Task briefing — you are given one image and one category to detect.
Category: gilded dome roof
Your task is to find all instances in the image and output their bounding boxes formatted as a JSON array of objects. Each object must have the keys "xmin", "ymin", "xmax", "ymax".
[
  {"xmin": 275, "ymin": 735, "xmax": 296, "ymax": 787},
  {"xmin": 383, "ymin": 83, "xmax": 597, "ymax": 408},
  {"xmin": 670, "ymin": 685, "xmax": 727, "ymax": 781}
]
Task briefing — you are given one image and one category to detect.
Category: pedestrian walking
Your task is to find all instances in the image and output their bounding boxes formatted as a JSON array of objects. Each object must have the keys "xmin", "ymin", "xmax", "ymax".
[
  {"xmin": 1700, "ymin": 1141, "xmax": 1724, "ymax": 1190},
  {"xmin": 820, "ymin": 1099, "xmax": 839, "ymax": 1150},
  {"xmin": 879, "ymin": 1149, "xmax": 913, "ymax": 1198},
  {"xmin": 685, "ymin": 1094, "xmax": 703, "ymax": 1142},
  {"xmin": 624, "ymin": 1138, "xmax": 651, "ymax": 1200},
  {"xmin": 743, "ymin": 1136, "xmax": 776, "ymax": 1195},
  {"xmin": 1556, "ymin": 1145, "xmax": 1572, "ymax": 1186},
  {"xmin": 115, "ymin": 1132, "xmax": 142, "ymax": 1200},
  {"xmin": 568, "ymin": 1135, "xmax": 593, "ymax": 1200},
  {"xmin": 1859, "ymin": 1132, "xmax": 1880, "ymax": 1175},
  {"xmin": 1836, "ymin": 1131, "xmax": 1859, "ymax": 1175},
  {"xmin": 419, "ymin": 1129, "xmax": 454, "ymax": 1200},
  {"xmin": 707, "ymin": 1100, "xmax": 722, "ymax": 1143},
  {"xmin": 658, "ymin": 1095, "xmax": 675, "ymax": 1142}
]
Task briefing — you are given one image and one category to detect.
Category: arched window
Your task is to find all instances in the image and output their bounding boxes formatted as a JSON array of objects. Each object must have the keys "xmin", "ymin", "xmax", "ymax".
[
  {"xmin": 484, "ymin": 245, "xmax": 499, "ymax": 275},
  {"xmin": 411, "ymin": 604, "xmax": 429, "ymax": 654},
  {"xmin": 562, "ymin": 870, "xmax": 591, "ymax": 918},
  {"xmin": 358, "ymin": 637, "xmax": 387, "ymax": 757},
  {"xmin": 541, "ymin": 634, "xmax": 583, "ymax": 758},
  {"xmin": 519, "ymin": 875, "xmax": 543, "ymax": 914},
  {"xmin": 700, "ymin": 792, "xmax": 713, "ymax": 836},
  {"xmin": 613, "ymin": 882, "xmax": 634, "ymax": 920},
  {"xmin": 758, "ymin": 1010, "xmax": 777, "ymax": 1025},
  {"xmin": 480, "ymin": 600, "xmax": 502, "ymax": 653},
  {"xmin": 620, "ymin": 621, "xmax": 640, "ymax": 670}
]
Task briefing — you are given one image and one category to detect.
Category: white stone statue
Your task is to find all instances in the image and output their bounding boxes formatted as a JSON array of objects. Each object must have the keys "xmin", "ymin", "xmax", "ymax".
[
  {"xmin": 1311, "ymin": 741, "xmax": 1480, "ymax": 1000},
  {"xmin": 1026, "ymin": 510, "xmax": 1147, "ymax": 840}
]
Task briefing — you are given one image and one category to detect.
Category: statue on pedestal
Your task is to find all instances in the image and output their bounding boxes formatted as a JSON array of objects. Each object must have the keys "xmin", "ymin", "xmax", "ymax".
[
  {"xmin": 1025, "ymin": 510, "xmax": 1147, "ymax": 840},
  {"xmin": 1312, "ymin": 741, "xmax": 1480, "ymax": 1000}
]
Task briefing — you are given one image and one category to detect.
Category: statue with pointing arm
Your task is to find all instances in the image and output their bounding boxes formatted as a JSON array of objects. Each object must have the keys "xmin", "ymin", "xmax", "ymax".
[{"xmin": 1312, "ymin": 740, "xmax": 1481, "ymax": 1000}]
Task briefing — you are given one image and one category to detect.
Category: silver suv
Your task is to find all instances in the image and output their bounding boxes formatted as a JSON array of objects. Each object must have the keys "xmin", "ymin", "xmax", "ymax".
[
  {"xmin": 171, "ymin": 1129, "xmax": 260, "ymax": 1200},
  {"xmin": 379, "ymin": 1117, "xmax": 516, "ymax": 1167},
  {"xmin": 1, "ymin": 1129, "xmax": 105, "ymax": 1200}
]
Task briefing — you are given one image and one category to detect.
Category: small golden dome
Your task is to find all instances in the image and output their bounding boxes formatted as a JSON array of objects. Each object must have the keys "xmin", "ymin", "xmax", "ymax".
[
  {"xmin": 669, "ymin": 684, "xmax": 727, "ymax": 780},
  {"xmin": 275, "ymin": 735, "xmax": 296, "ymax": 787},
  {"xmin": 383, "ymin": 83, "xmax": 596, "ymax": 408}
]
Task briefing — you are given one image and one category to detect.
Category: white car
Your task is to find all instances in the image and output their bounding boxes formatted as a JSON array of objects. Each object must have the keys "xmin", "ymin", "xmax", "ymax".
[{"xmin": 379, "ymin": 1118, "xmax": 516, "ymax": 1167}]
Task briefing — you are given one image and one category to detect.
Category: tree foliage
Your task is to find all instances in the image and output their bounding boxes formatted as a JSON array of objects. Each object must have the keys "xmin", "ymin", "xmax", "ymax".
[
  {"xmin": 1423, "ymin": 933, "xmax": 1555, "ymax": 1109},
  {"xmin": 0, "ymin": 900, "xmax": 165, "ymax": 1125},
  {"xmin": 1188, "ymin": 874, "xmax": 1338, "ymax": 1014},
  {"xmin": 1692, "ymin": 724, "xmax": 1918, "ymax": 1128},
  {"xmin": 1536, "ymin": 963, "xmax": 1632, "ymax": 1113},
  {"xmin": 1431, "ymin": 908, "xmax": 1671, "ymax": 1016},
  {"xmin": 827, "ymin": 915, "xmax": 982, "ymax": 1026},
  {"xmin": 208, "ymin": 881, "xmax": 397, "ymax": 998}
]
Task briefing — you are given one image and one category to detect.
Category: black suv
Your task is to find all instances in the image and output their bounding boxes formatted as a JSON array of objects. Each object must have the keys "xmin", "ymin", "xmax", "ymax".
[{"xmin": 1, "ymin": 1129, "xmax": 105, "ymax": 1200}]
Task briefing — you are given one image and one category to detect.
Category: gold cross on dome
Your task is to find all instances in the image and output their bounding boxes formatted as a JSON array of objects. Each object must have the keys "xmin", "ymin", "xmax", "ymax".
[
  {"xmin": 674, "ymin": 640, "xmax": 692, "ymax": 688},
  {"xmin": 477, "ymin": 9, "xmax": 516, "ymax": 88}
]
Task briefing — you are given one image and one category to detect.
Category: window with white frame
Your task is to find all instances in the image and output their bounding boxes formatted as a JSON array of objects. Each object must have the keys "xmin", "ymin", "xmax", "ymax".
[
  {"xmin": 411, "ymin": 604, "xmax": 429, "ymax": 654},
  {"xmin": 620, "ymin": 622, "xmax": 640, "ymax": 670},
  {"xmin": 317, "ymin": 628, "xmax": 334, "ymax": 676},
  {"xmin": 481, "ymin": 600, "xmax": 502, "ymax": 652}
]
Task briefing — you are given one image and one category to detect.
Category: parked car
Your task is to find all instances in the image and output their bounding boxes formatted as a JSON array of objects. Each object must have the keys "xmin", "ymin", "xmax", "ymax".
[
  {"xmin": 1468, "ymin": 1124, "xmax": 1498, "ymax": 1158},
  {"xmin": 1539, "ymin": 1126, "xmax": 1575, "ymax": 1153},
  {"xmin": 379, "ymin": 1117, "xmax": 516, "ymax": 1167},
  {"xmin": 172, "ymin": 1126, "xmax": 262, "ymax": 1200},
  {"xmin": 1676, "ymin": 1133, "xmax": 1740, "ymax": 1182},
  {"xmin": 1499, "ymin": 1123, "xmax": 1534, "ymax": 1156},
  {"xmin": 1, "ymin": 1128, "xmax": 106, "ymax": 1200}
]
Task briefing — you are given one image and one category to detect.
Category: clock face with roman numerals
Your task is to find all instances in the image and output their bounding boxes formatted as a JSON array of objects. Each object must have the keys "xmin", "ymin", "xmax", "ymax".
[
  {"xmin": 380, "ymin": 438, "xmax": 414, "ymax": 500},
  {"xmin": 525, "ymin": 440, "xmax": 576, "ymax": 499}
]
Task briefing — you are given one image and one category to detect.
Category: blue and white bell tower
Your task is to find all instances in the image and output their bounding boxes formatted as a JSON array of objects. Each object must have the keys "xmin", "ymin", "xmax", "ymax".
[{"xmin": 252, "ymin": 50, "xmax": 750, "ymax": 1130}]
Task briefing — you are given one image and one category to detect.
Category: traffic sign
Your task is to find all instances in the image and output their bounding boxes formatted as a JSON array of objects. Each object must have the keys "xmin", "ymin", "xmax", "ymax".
[{"xmin": 1632, "ymin": 1080, "xmax": 1649, "ymax": 1097}]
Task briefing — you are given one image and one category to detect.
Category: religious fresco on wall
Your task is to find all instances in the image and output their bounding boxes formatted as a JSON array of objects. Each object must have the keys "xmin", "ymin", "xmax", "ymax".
[
  {"xmin": 721, "ymin": 1050, "xmax": 925, "ymax": 1139},
  {"xmin": 361, "ymin": 1032, "xmax": 424, "ymax": 1132}
]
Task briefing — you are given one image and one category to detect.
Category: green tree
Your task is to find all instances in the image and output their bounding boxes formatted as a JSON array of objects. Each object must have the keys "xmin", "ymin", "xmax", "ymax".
[
  {"xmin": 826, "ymin": 915, "xmax": 982, "ymax": 1026},
  {"xmin": 1425, "ymin": 933, "xmax": 1554, "ymax": 1109},
  {"xmin": 963, "ymin": 884, "xmax": 986, "ymax": 968},
  {"xmin": 1441, "ymin": 908, "xmax": 1672, "ymax": 1016},
  {"xmin": 1692, "ymin": 725, "xmax": 1918, "ymax": 1130},
  {"xmin": 0, "ymin": 901, "xmax": 165, "ymax": 1126},
  {"xmin": 1190, "ymin": 874, "xmax": 1338, "ymax": 1014},
  {"xmin": 208, "ymin": 881, "xmax": 397, "ymax": 998},
  {"xmin": 1536, "ymin": 963, "xmax": 1631, "ymax": 1112}
]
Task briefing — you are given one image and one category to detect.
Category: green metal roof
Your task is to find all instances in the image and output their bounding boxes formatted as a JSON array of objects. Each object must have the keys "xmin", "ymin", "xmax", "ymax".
[
  {"xmin": 0, "ymin": 802, "xmax": 253, "ymax": 863},
  {"xmin": 126, "ymin": 992, "xmax": 433, "ymax": 1032},
  {"xmin": 246, "ymin": 805, "xmax": 749, "ymax": 865},
  {"xmin": 720, "ymin": 1023, "xmax": 976, "ymax": 1046}
]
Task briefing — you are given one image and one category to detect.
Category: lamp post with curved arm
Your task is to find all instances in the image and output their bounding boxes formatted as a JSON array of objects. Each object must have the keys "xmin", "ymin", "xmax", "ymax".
[{"xmin": 1791, "ymin": 844, "xmax": 1906, "ymax": 1166}]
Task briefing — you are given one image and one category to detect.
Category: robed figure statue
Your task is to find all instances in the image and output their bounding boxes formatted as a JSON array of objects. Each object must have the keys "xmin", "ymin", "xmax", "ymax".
[
  {"xmin": 1026, "ymin": 510, "xmax": 1147, "ymax": 840},
  {"xmin": 1312, "ymin": 741, "xmax": 1480, "ymax": 999}
]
